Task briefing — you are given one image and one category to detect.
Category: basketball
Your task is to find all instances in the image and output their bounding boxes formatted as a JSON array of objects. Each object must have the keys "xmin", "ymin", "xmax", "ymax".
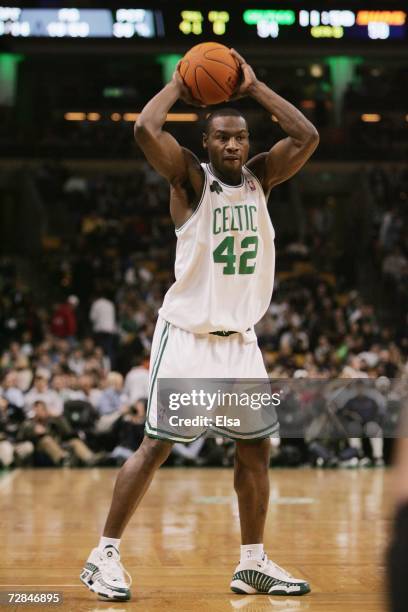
[{"xmin": 179, "ymin": 42, "xmax": 240, "ymax": 105}]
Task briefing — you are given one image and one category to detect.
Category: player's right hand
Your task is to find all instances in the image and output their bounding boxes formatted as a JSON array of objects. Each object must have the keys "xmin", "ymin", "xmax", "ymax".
[
  {"xmin": 172, "ymin": 62, "xmax": 206, "ymax": 107},
  {"xmin": 229, "ymin": 49, "xmax": 258, "ymax": 99}
]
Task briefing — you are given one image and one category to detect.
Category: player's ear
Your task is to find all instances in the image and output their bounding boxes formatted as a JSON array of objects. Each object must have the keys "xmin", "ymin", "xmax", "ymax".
[{"xmin": 202, "ymin": 132, "xmax": 208, "ymax": 149}]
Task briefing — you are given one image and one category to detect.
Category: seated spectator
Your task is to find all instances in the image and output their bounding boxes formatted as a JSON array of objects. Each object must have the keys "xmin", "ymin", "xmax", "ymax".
[
  {"xmin": 51, "ymin": 373, "xmax": 75, "ymax": 403},
  {"xmin": 68, "ymin": 348, "xmax": 85, "ymax": 376},
  {"xmin": 124, "ymin": 354, "xmax": 149, "ymax": 408},
  {"xmin": 82, "ymin": 337, "xmax": 96, "ymax": 358},
  {"xmin": 108, "ymin": 399, "xmax": 146, "ymax": 465},
  {"xmin": 17, "ymin": 400, "xmax": 99, "ymax": 467},
  {"xmin": 1, "ymin": 341, "xmax": 23, "ymax": 370},
  {"xmin": 95, "ymin": 372, "xmax": 128, "ymax": 434},
  {"xmin": 14, "ymin": 356, "xmax": 33, "ymax": 392},
  {"xmin": 1, "ymin": 370, "xmax": 25, "ymax": 410},
  {"xmin": 92, "ymin": 346, "xmax": 110, "ymax": 375},
  {"xmin": 337, "ymin": 381, "xmax": 385, "ymax": 467},
  {"xmin": 0, "ymin": 394, "xmax": 33, "ymax": 468},
  {"xmin": 24, "ymin": 369, "xmax": 63, "ymax": 417},
  {"xmin": 78, "ymin": 374, "xmax": 102, "ymax": 407}
]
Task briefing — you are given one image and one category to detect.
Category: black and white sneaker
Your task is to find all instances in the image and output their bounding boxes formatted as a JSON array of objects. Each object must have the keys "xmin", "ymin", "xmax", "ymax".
[
  {"xmin": 80, "ymin": 545, "xmax": 132, "ymax": 601},
  {"xmin": 230, "ymin": 554, "xmax": 310, "ymax": 596}
]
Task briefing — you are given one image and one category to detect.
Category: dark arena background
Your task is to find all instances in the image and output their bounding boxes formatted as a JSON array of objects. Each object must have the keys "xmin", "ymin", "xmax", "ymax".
[{"xmin": 0, "ymin": 1, "xmax": 407, "ymax": 611}]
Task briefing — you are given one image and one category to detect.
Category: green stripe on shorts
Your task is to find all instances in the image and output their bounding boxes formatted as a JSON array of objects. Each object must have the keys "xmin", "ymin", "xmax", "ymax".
[{"xmin": 146, "ymin": 321, "xmax": 169, "ymax": 429}]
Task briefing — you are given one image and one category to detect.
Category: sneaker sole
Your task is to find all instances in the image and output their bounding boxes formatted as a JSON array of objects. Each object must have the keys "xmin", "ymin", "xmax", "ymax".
[
  {"xmin": 230, "ymin": 579, "xmax": 257, "ymax": 594},
  {"xmin": 80, "ymin": 573, "xmax": 131, "ymax": 601},
  {"xmin": 230, "ymin": 579, "xmax": 311, "ymax": 596}
]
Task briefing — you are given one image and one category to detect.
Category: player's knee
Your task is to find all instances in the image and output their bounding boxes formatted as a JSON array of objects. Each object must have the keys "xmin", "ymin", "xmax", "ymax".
[
  {"xmin": 139, "ymin": 436, "xmax": 173, "ymax": 467},
  {"xmin": 235, "ymin": 439, "xmax": 271, "ymax": 470},
  {"xmin": 234, "ymin": 440, "xmax": 270, "ymax": 490}
]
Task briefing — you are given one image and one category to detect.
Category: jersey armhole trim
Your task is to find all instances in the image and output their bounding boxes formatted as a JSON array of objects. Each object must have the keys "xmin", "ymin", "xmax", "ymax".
[
  {"xmin": 245, "ymin": 164, "xmax": 273, "ymax": 209},
  {"xmin": 175, "ymin": 169, "xmax": 208, "ymax": 235},
  {"xmin": 244, "ymin": 164, "xmax": 266, "ymax": 194}
]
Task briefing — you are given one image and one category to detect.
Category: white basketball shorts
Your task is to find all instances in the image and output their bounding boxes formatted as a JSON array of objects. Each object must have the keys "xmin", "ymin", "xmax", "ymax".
[{"xmin": 145, "ymin": 316, "xmax": 279, "ymax": 443}]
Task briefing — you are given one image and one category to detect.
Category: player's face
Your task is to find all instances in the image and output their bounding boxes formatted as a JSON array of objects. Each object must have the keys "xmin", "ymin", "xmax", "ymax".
[{"xmin": 203, "ymin": 116, "xmax": 249, "ymax": 177}]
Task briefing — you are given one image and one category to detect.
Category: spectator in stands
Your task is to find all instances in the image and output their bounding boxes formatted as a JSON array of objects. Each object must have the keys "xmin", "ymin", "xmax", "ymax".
[
  {"xmin": 24, "ymin": 369, "xmax": 63, "ymax": 417},
  {"xmin": 90, "ymin": 289, "xmax": 117, "ymax": 365},
  {"xmin": 67, "ymin": 348, "xmax": 85, "ymax": 376},
  {"xmin": 338, "ymin": 382, "xmax": 385, "ymax": 467},
  {"xmin": 0, "ymin": 381, "xmax": 33, "ymax": 468},
  {"xmin": 50, "ymin": 296, "xmax": 78, "ymax": 339},
  {"xmin": 78, "ymin": 374, "xmax": 102, "ymax": 408},
  {"xmin": 15, "ymin": 355, "xmax": 33, "ymax": 392},
  {"xmin": 95, "ymin": 371, "xmax": 128, "ymax": 437},
  {"xmin": 1, "ymin": 341, "xmax": 23, "ymax": 370},
  {"xmin": 51, "ymin": 373, "xmax": 77, "ymax": 403},
  {"xmin": 124, "ymin": 354, "xmax": 149, "ymax": 408},
  {"xmin": 108, "ymin": 398, "xmax": 146, "ymax": 465},
  {"xmin": 17, "ymin": 399, "xmax": 98, "ymax": 467},
  {"xmin": 1, "ymin": 370, "xmax": 25, "ymax": 410}
]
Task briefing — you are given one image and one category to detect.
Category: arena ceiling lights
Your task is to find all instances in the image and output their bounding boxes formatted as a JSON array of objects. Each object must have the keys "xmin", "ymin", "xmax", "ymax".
[{"xmin": 64, "ymin": 112, "xmax": 198, "ymax": 123}]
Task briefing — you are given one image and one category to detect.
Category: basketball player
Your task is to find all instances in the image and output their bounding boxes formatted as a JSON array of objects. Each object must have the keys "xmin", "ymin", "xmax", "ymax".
[{"xmin": 80, "ymin": 49, "xmax": 319, "ymax": 600}]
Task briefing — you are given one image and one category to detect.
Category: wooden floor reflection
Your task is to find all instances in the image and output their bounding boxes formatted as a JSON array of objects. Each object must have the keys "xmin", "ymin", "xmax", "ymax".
[{"xmin": 0, "ymin": 467, "xmax": 391, "ymax": 611}]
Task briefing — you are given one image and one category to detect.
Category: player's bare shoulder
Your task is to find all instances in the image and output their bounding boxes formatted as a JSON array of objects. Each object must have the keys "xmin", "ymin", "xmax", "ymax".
[{"xmin": 181, "ymin": 147, "xmax": 205, "ymax": 196}]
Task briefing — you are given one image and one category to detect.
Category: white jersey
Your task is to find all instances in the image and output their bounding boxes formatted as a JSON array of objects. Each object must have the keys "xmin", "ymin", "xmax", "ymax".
[{"xmin": 159, "ymin": 163, "xmax": 275, "ymax": 340}]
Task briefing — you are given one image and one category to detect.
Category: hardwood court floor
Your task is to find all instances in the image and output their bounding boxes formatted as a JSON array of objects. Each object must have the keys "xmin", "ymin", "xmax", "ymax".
[{"xmin": 0, "ymin": 467, "xmax": 391, "ymax": 612}]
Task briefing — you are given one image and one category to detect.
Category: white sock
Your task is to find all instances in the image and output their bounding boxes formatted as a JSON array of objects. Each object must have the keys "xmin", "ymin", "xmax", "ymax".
[
  {"xmin": 240, "ymin": 543, "xmax": 264, "ymax": 563},
  {"xmin": 98, "ymin": 536, "xmax": 121, "ymax": 551},
  {"xmin": 349, "ymin": 438, "xmax": 362, "ymax": 451},
  {"xmin": 371, "ymin": 437, "xmax": 384, "ymax": 460}
]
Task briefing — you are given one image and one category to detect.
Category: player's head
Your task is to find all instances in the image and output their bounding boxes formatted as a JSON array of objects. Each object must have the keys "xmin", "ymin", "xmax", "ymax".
[{"xmin": 203, "ymin": 108, "xmax": 249, "ymax": 177}]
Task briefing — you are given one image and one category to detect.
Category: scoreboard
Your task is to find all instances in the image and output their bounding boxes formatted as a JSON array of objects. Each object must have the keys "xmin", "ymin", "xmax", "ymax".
[
  {"xmin": 0, "ymin": 4, "xmax": 407, "ymax": 44},
  {"xmin": 0, "ymin": 7, "xmax": 163, "ymax": 38}
]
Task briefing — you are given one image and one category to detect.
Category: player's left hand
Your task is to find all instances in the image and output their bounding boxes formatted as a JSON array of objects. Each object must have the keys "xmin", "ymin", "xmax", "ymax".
[{"xmin": 229, "ymin": 49, "xmax": 258, "ymax": 99}]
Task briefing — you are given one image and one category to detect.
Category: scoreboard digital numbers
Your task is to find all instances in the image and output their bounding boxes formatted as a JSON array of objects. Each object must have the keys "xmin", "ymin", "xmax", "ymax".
[
  {"xmin": 0, "ymin": 7, "xmax": 163, "ymax": 38},
  {"xmin": 0, "ymin": 5, "xmax": 406, "ymax": 43},
  {"xmin": 176, "ymin": 8, "xmax": 407, "ymax": 42}
]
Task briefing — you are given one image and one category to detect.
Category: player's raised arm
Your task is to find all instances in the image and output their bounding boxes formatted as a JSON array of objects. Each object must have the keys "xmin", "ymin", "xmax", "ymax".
[
  {"xmin": 231, "ymin": 50, "xmax": 319, "ymax": 193},
  {"xmin": 134, "ymin": 66, "xmax": 202, "ymax": 187}
]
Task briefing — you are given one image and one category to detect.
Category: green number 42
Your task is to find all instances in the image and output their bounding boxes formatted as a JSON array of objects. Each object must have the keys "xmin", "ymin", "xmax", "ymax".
[{"xmin": 213, "ymin": 236, "xmax": 258, "ymax": 275}]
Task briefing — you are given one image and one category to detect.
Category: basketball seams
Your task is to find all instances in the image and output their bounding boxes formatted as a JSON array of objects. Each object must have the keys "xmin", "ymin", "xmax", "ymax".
[
  {"xmin": 203, "ymin": 57, "xmax": 240, "ymax": 86},
  {"xmin": 191, "ymin": 43, "xmax": 224, "ymax": 55},
  {"xmin": 194, "ymin": 70, "xmax": 203, "ymax": 104},
  {"xmin": 202, "ymin": 53, "xmax": 239, "ymax": 73},
  {"xmin": 179, "ymin": 59, "xmax": 189, "ymax": 79},
  {"xmin": 206, "ymin": 61, "xmax": 240, "ymax": 80},
  {"xmin": 196, "ymin": 65, "xmax": 230, "ymax": 96}
]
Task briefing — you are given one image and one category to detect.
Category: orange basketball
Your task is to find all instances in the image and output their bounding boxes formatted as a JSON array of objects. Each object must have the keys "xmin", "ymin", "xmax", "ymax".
[{"xmin": 179, "ymin": 42, "xmax": 240, "ymax": 105}]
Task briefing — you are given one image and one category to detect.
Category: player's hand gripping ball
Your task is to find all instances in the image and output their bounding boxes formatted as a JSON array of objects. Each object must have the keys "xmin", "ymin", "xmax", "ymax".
[{"xmin": 179, "ymin": 42, "xmax": 240, "ymax": 106}]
